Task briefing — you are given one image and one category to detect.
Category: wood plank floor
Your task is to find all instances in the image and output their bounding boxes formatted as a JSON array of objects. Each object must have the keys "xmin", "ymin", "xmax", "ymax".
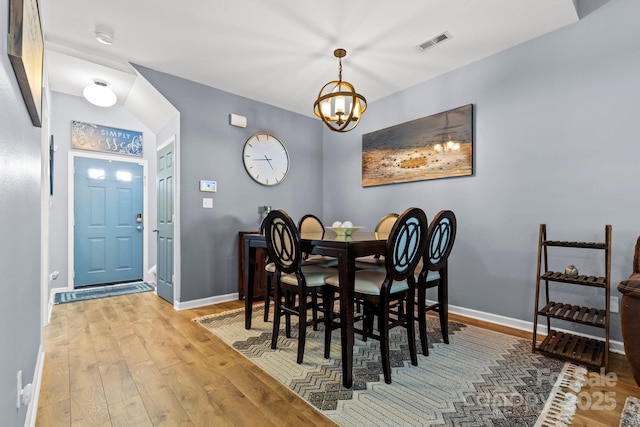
[{"xmin": 37, "ymin": 291, "xmax": 640, "ymax": 426}]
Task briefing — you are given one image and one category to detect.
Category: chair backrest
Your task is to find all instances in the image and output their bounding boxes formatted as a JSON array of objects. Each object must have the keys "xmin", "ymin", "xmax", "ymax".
[
  {"xmin": 421, "ymin": 210, "xmax": 457, "ymax": 276},
  {"xmin": 384, "ymin": 207, "xmax": 428, "ymax": 283},
  {"xmin": 298, "ymin": 214, "xmax": 325, "ymax": 238},
  {"xmin": 375, "ymin": 213, "xmax": 399, "ymax": 240},
  {"xmin": 263, "ymin": 210, "xmax": 302, "ymax": 275}
]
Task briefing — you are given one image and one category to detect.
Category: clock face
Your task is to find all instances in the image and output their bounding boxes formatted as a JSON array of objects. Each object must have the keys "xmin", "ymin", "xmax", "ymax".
[{"xmin": 242, "ymin": 132, "xmax": 290, "ymax": 186}]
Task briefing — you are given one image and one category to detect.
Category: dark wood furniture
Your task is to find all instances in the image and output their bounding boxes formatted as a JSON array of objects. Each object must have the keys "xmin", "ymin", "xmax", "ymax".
[
  {"xmin": 532, "ymin": 224, "xmax": 612, "ymax": 369},
  {"xmin": 238, "ymin": 231, "xmax": 266, "ymax": 300},
  {"xmin": 262, "ymin": 210, "xmax": 338, "ymax": 364},
  {"xmin": 326, "ymin": 207, "xmax": 427, "ymax": 384},
  {"xmin": 618, "ymin": 236, "xmax": 640, "ymax": 387},
  {"xmin": 243, "ymin": 231, "xmax": 386, "ymax": 388},
  {"xmin": 416, "ymin": 210, "xmax": 457, "ymax": 356}
]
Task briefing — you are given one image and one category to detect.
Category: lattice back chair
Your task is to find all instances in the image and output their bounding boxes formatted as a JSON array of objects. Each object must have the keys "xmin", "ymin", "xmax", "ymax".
[
  {"xmin": 263, "ymin": 209, "xmax": 338, "ymax": 364},
  {"xmin": 355, "ymin": 213, "xmax": 399, "ymax": 269},
  {"xmin": 416, "ymin": 210, "xmax": 457, "ymax": 356},
  {"xmin": 327, "ymin": 207, "xmax": 428, "ymax": 384}
]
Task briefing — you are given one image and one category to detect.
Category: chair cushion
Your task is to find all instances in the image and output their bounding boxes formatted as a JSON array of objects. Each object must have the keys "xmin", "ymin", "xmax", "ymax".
[
  {"xmin": 302, "ymin": 255, "xmax": 339, "ymax": 267},
  {"xmin": 417, "ymin": 270, "xmax": 441, "ymax": 283},
  {"xmin": 279, "ymin": 265, "xmax": 338, "ymax": 287},
  {"xmin": 354, "ymin": 256, "xmax": 384, "ymax": 269},
  {"xmin": 325, "ymin": 270, "xmax": 409, "ymax": 296},
  {"xmin": 265, "ymin": 262, "xmax": 276, "ymax": 273}
]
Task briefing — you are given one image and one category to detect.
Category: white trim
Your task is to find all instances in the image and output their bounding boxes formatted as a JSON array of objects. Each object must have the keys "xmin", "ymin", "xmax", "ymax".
[
  {"xmin": 68, "ymin": 151, "xmax": 148, "ymax": 289},
  {"xmin": 46, "ymin": 287, "xmax": 67, "ymax": 324},
  {"xmin": 443, "ymin": 300, "xmax": 625, "ymax": 355},
  {"xmin": 174, "ymin": 293, "xmax": 239, "ymax": 311},
  {"xmin": 24, "ymin": 344, "xmax": 44, "ymax": 427},
  {"xmin": 40, "ymin": 93, "xmax": 51, "ymax": 328}
]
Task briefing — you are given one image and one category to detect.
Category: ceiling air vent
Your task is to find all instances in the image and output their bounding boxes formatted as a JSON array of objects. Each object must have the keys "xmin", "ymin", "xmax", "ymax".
[{"xmin": 418, "ymin": 31, "xmax": 452, "ymax": 51}]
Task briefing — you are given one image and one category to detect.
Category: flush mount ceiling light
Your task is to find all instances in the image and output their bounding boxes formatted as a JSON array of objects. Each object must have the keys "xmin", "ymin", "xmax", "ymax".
[
  {"xmin": 313, "ymin": 48, "xmax": 367, "ymax": 133},
  {"xmin": 83, "ymin": 80, "xmax": 117, "ymax": 107},
  {"xmin": 95, "ymin": 31, "xmax": 114, "ymax": 45}
]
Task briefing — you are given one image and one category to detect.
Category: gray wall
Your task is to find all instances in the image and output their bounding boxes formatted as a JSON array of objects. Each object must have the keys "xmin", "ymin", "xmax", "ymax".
[
  {"xmin": 322, "ymin": 0, "xmax": 639, "ymax": 341},
  {"xmin": 135, "ymin": 66, "xmax": 324, "ymax": 302},
  {"xmin": 48, "ymin": 92, "xmax": 157, "ymax": 294},
  {"xmin": 0, "ymin": 0, "xmax": 43, "ymax": 423}
]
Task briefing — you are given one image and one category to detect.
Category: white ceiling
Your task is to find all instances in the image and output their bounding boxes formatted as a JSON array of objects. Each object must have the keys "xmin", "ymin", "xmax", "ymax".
[{"xmin": 41, "ymin": 1, "xmax": 580, "ymax": 119}]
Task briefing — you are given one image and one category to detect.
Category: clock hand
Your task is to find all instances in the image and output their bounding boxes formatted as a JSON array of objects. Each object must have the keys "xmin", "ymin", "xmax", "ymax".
[{"xmin": 254, "ymin": 155, "xmax": 274, "ymax": 169}]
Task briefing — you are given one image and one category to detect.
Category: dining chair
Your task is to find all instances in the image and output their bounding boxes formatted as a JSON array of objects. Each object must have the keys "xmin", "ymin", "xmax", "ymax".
[
  {"xmin": 326, "ymin": 207, "xmax": 428, "ymax": 383},
  {"xmin": 263, "ymin": 214, "xmax": 336, "ymax": 323},
  {"xmin": 298, "ymin": 214, "xmax": 339, "ymax": 267},
  {"xmin": 416, "ymin": 210, "xmax": 457, "ymax": 356},
  {"xmin": 355, "ymin": 213, "xmax": 399, "ymax": 269},
  {"xmin": 263, "ymin": 209, "xmax": 339, "ymax": 364}
]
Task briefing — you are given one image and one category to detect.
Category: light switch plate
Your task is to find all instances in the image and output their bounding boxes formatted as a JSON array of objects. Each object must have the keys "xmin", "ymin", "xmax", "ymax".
[{"xmin": 203, "ymin": 198, "xmax": 213, "ymax": 208}]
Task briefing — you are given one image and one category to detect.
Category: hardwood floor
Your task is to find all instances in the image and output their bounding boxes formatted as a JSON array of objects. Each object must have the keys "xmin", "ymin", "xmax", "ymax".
[{"xmin": 37, "ymin": 291, "xmax": 639, "ymax": 426}]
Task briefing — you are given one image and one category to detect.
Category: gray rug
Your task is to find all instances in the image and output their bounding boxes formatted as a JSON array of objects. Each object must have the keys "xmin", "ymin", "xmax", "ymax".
[
  {"xmin": 621, "ymin": 396, "xmax": 640, "ymax": 427},
  {"xmin": 54, "ymin": 281, "xmax": 154, "ymax": 304},
  {"xmin": 196, "ymin": 307, "xmax": 584, "ymax": 426}
]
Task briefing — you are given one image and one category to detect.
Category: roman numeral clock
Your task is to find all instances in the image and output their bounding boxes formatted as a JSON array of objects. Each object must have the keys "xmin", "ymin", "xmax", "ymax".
[{"xmin": 242, "ymin": 132, "xmax": 290, "ymax": 186}]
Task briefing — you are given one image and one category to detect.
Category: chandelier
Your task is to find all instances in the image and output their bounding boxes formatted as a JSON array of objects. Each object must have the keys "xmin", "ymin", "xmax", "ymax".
[{"xmin": 313, "ymin": 49, "xmax": 367, "ymax": 132}]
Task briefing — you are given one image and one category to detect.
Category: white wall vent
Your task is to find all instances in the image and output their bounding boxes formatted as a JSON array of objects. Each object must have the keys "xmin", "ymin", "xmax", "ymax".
[{"xmin": 418, "ymin": 31, "xmax": 452, "ymax": 51}]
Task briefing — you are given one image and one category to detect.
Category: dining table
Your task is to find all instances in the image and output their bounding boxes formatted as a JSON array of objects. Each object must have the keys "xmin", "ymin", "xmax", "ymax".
[{"xmin": 242, "ymin": 231, "xmax": 386, "ymax": 388}]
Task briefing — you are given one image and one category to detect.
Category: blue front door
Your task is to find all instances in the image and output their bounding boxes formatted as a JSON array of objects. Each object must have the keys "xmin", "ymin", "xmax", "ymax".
[{"xmin": 74, "ymin": 157, "xmax": 144, "ymax": 287}]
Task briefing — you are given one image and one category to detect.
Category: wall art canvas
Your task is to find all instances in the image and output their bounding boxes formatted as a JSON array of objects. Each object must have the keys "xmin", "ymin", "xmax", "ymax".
[
  {"xmin": 8, "ymin": 0, "xmax": 44, "ymax": 127},
  {"xmin": 362, "ymin": 104, "xmax": 473, "ymax": 187},
  {"xmin": 71, "ymin": 121, "xmax": 143, "ymax": 157}
]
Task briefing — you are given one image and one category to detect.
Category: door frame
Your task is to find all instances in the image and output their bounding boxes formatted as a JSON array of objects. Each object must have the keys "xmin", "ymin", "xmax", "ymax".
[{"xmin": 67, "ymin": 151, "xmax": 149, "ymax": 290}]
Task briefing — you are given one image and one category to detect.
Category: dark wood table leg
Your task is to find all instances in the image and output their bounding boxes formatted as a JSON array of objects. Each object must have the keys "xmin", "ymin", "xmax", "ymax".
[
  {"xmin": 339, "ymin": 252, "xmax": 355, "ymax": 388},
  {"xmin": 244, "ymin": 238, "xmax": 256, "ymax": 329}
]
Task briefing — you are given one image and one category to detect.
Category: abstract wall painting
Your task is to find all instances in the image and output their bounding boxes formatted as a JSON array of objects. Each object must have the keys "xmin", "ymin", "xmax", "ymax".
[
  {"xmin": 8, "ymin": 0, "xmax": 44, "ymax": 127},
  {"xmin": 362, "ymin": 104, "xmax": 473, "ymax": 187}
]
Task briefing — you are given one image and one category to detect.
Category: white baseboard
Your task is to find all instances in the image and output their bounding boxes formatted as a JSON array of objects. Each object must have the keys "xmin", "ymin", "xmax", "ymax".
[
  {"xmin": 24, "ymin": 344, "xmax": 44, "ymax": 427},
  {"xmin": 47, "ymin": 287, "xmax": 68, "ymax": 325},
  {"xmin": 174, "ymin": 292, "xmax": 239, "ymax": 311},
  {"xmin": 445, "ymin": 301, "xmax": 625, "ymax": 355}
]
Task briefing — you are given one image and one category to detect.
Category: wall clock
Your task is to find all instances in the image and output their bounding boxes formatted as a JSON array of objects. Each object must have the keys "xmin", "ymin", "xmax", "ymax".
[{"xmin": 242, "ymin": 132, "xmax": 290, "ymax": 186}]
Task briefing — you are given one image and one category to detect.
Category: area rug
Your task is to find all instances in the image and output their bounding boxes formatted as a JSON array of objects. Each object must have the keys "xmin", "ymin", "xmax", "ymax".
[
  {"xmin": 196, "ymin": 306, "xmax": 585, "ymax": 426},
  {"xmin": 54, "ymin": 281, "xmax": 154, "ymax": 304},
  {"xmin": 620, "ymin": 396, "xmax": 640, "ymax": 427}
]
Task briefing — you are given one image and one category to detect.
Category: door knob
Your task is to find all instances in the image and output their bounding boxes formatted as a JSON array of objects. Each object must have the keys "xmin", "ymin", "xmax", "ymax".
[
  {"xmin": 152, "ymin": 229, "xmax": 159, "ymax": 233},
  {"xmin": 137, "ymin": 226, "xmax": 143, "ymax": 231}
]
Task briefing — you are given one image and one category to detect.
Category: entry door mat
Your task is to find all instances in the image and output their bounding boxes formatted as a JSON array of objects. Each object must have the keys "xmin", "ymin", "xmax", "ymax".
[
  {"xmin": 54, "ymin": 282, "xmax": 154, "ymax": 304},
  {"xmin": 196, "ymin": 306, "xmax": 585, "ymax": 427}
]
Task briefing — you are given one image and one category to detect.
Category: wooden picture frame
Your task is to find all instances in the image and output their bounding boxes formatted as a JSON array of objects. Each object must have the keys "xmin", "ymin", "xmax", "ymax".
[
  {"xmin": 8, "ymin": 0, "xmax": 44, "ymax": 127},
  {"xmin": 362, "ymin": 104, "xmax": 474, "ymax": 187}
]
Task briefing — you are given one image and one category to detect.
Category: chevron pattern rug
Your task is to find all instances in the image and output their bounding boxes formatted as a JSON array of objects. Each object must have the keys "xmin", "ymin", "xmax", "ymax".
[{"xmin": 196, "ymin": 307, "xmax": 582, "ymax": 426}]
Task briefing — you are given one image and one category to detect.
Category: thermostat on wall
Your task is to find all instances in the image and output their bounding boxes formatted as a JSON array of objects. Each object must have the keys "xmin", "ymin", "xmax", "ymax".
[{"xmin": 199, "ymin": 180, "xmax": 217, "ymax": 192}]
